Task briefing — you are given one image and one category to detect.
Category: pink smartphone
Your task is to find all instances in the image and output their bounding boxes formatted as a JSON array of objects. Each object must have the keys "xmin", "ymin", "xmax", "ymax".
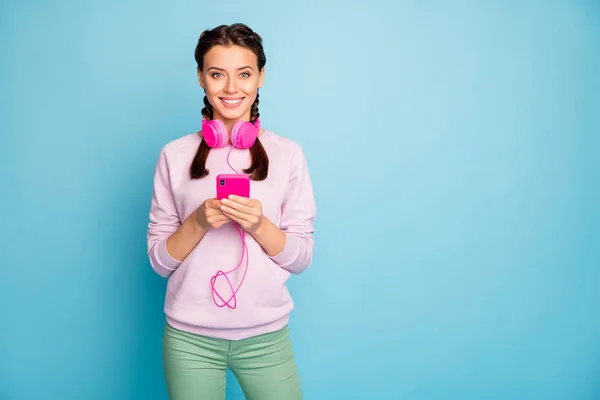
[{"xmin": 216, "ymin": 174, "xmax": 250, "ymax": 200}]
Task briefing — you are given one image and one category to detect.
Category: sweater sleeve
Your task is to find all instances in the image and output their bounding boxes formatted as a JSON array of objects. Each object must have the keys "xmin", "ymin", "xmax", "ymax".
[
  {"xmin": 147, "ymin": 148, "xmax": 182, "ymax": 278},
  {"xmin": 269, "ymin": 146, "xmax": 316, "ymax": 274}
]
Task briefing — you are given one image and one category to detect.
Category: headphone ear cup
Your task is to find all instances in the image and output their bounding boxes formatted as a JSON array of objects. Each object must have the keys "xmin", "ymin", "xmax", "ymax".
[
  {"xmin": 202, "ymin": 118, "xmax": 228, "ymax": 148},
  {"xmin": 231, "ymin": 119, "xmax": 260, "ymax": 149}
]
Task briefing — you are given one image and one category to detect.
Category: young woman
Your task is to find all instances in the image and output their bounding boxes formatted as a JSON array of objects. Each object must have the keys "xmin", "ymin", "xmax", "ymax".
[{"xmin": 146, "ymin": 23, "xmax": 316, "ymax": 400}]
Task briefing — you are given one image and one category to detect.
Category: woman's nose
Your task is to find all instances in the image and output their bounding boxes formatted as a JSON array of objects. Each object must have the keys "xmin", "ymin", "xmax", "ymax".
[{"xmin": 224, "ymin": 77, "xmax": 236, "ymax": 93}]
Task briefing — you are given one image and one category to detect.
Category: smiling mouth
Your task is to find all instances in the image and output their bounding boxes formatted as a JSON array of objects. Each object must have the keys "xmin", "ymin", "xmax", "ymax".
[{"xmin": 220, "ymin": 97, "xmax": 244, "ymax": 106}]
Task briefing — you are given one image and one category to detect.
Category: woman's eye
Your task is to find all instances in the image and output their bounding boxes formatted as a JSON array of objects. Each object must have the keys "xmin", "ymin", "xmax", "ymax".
[
  {"xmin": 240, "ymin": 72, "xmax": 250, "ymax": 78},
  {"xmin": 211, "ymin": 73, "xmax": 222, "ymax": 78}
]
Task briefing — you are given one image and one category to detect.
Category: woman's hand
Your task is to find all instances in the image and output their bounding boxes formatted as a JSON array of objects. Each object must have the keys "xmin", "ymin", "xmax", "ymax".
[
  {"xmin": 194, "ymin": 198, "xmax": 231, "ymax": 231},
  {"xmin": 220, "ymin": 195, "xmax": 264, "ymax": 233}
]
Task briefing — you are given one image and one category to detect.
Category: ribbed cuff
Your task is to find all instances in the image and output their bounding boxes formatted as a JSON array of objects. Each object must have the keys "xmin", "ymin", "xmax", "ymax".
[
  {"xmin": 269, "ymin": 233, "xmax": 300, "ymax": 268},
  {"xmin": 155, "ymin": 238, "xmax": 181, "ymax": 271}
]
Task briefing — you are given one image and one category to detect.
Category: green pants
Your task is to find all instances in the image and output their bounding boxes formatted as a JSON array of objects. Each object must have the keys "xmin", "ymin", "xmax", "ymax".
[{"xmin": 162, "ymin": 323, "xmax": 303, "ymax": 400}]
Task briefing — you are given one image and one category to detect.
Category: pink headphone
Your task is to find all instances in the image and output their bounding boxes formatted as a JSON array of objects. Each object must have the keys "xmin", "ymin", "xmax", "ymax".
[{"xmin": 202, "ymin": 117, "xmax": 260, "ymax": 149}]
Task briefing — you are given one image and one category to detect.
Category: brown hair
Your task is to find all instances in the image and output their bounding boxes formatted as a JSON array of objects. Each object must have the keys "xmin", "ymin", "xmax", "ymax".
[{"xmin": 190, "ymin": 23, "xmax": 268, "ymax": 181}]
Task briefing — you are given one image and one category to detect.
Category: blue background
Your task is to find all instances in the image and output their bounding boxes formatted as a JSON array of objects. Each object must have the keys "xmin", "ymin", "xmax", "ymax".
[{"xmin": 1, "ymin": 1, "xmax": 599, "ymax": 399}]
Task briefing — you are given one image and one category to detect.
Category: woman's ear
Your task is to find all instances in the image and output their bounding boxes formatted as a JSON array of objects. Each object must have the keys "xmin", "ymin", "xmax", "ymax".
[
  {"xmin": 258, "ymin": 67, "xmax": 265, "ymax": 88},
  {"xmin": 197, "ymin": 67, "xmax": 205, "ymax": 89}
]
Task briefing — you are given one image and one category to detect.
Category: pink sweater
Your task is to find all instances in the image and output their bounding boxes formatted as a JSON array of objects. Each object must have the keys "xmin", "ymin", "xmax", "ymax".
[{"xmin": 146, "ymin": 129, "xmax": 316, "ymax": 340}]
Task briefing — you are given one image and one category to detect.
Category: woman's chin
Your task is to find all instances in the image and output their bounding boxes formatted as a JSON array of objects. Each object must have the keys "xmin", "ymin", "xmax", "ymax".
[{"xmin": 214, "ymin": 108, "xmax": 248, "ymax": 122}]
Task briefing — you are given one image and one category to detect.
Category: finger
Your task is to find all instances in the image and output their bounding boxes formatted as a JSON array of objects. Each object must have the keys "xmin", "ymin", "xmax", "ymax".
[
  {"xmin": 208, "ymin": 217, "xmax": 230, "ymax": 227},
  {"xmin": 227, "ymin": 195, "xmax": 252, "ymax": 205},
  {"xmin": 207, "ymin": 201, "xmax": 231, "ymax": 214},
  {"xmin": 206, "ymin": 207, "xmax": 229, "ymax": 216},
  {"xmin": 208, "ymin": 209, "xmax": 231, "ymax": 219},
  {"xmin": 221, "ymin": 205, "xmax": 253, "ymax": 222},
  {"xmin": 221, "ymin": 210, "xmax": 248, "ymax": 227},
  {"xmin": 209, "ymin": 213, "xmax": 231, "ymax": 222},
  {"xmin": 206, "ymin": 199, "xmax": 223, "ymax": 209},
  {"xmin": 221, "ymin": 198, "xmax": 255, "ymax": 214}
]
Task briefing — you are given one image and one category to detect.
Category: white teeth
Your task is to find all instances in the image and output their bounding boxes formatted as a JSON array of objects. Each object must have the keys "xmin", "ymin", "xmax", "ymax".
[{"xmin": 222, "ymin": 98, "xmax": 242, "ymax": 105}]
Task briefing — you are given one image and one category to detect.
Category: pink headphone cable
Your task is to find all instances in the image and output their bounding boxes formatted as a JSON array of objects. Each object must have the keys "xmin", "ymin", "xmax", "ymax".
[{"xmin": 210, "ymin": 137, "xmax": 249, "ymax": 309}]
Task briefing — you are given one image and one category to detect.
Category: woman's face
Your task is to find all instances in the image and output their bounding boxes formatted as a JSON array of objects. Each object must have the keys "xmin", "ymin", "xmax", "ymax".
[{"xmin": 198, "ymin": 44, "xmax": 264, "ymax": 124}]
